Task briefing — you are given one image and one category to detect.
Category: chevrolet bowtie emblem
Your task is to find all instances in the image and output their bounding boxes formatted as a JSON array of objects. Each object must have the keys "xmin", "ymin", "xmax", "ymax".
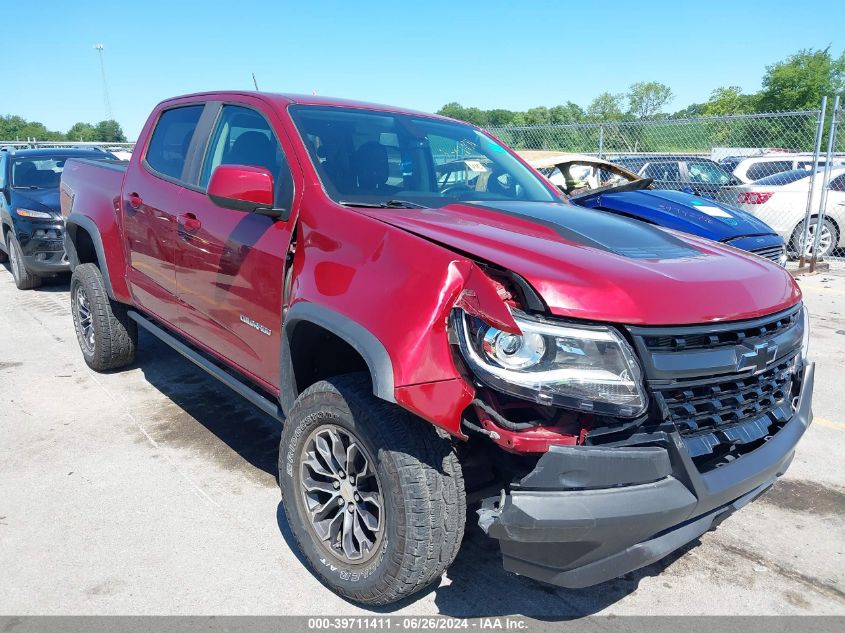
[{"xmin": 736, "ymin": 341, "xmax": 778, "ymax": 373}]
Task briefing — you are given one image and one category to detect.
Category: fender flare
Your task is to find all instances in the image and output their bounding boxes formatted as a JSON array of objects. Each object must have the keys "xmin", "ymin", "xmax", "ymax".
[
  {"xmin": 281, "ymin": 302, "xmax": 395, "ymax": 415},
  {"xmin": 64, "ymin": 213, "xmax": 115, "ymax": 299}
]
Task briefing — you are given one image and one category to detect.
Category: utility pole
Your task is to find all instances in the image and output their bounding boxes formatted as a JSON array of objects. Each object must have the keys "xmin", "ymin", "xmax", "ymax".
[{"xmin": 94, "ymin": 43, "xmax": 113, "ymax": 120}]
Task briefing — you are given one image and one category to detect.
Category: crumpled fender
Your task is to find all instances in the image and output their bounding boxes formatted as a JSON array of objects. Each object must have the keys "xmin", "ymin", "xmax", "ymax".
[{"xmin": 290, "ymin": 198, "xmax": 517, "ymax": 435}]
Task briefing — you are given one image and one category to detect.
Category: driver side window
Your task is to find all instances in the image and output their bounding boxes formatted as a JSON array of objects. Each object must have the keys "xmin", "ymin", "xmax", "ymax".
[{"xmin": 200, "ymin": 105, "xmax": 294, "ymax": 212}]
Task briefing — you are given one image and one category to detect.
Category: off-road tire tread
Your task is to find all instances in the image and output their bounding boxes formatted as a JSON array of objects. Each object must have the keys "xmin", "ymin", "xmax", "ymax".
[
  {"xmin": 71, "ymin": 263, "xmax": 137, "ymax": 371},
  {"xmin": 281, "ymin": 373, "xmax": 466, "ymax": 606}
]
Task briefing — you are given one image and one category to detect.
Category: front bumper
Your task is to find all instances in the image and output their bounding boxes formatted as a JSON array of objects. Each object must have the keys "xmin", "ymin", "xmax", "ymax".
[
  {"xmin": 15, "ymin": 219, "xmax": 69, "ymax": 273},
  {"xmin": 478, "ymin": 362, "xmax": 814, "ymax": 588}
]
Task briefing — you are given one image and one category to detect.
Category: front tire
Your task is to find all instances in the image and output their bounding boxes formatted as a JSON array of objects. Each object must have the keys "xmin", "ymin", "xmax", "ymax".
[
  {"xmin": 279, "ymin": 374, "xmax": 465, "ymax": 606},
  {"xmin": 6, "ymin": 233, "xmax": 41, "ymax": 290},
  {"xmin": 70, "ymin": 263, "xmax": 137, "ymax": 371}
]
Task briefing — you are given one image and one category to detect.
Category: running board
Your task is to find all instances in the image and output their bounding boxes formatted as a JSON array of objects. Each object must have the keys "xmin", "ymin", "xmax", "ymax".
[{"xmin": 127, "ymin": 310, "xmax": 284, "ymax": 422}]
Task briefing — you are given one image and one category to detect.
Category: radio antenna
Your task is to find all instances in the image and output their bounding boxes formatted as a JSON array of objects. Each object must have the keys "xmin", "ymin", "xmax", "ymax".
[{"xmin": 252, "ymin": 73, "xmax": 260, "ymax": 91}]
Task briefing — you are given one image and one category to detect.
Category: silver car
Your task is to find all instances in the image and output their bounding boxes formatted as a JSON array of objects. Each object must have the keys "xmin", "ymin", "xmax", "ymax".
[{"xmin": 716, "ymin": 167, "xmax": 845, "ymax": 257}]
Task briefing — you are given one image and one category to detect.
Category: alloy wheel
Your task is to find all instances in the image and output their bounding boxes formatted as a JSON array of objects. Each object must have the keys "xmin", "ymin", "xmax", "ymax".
[
  {"xmin": 298, "ymin": 425, "xmax": 384, "ymax": 563},
  {"xmin": 75, "ymin": 286, "xmax": 95, "ymax": 353},
  {"xmin": 799, "ymin": 222, "xmax": 833, "ymax": 257},
  {"xmin": 9, "ymin": 239, "xmax": 21, "ymax": 282}
]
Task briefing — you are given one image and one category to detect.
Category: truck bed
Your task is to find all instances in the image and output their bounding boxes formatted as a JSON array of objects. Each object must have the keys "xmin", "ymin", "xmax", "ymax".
[{"xmin": 60, "ymin": 158, "xmax": 128, "ymax": 221}]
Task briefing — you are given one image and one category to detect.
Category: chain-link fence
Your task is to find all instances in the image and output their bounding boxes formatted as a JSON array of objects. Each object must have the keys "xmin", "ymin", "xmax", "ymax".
[
  {"xmin": 4, "ymin": 108, "xmax": 845, "ymax": 261},
  {"xmin": 0, "ymin": 140, "xmax": 134, "ymax": 151},
  {"xmin": 490, "ymin": 106, "xmax": 845, "ymax": 261}
]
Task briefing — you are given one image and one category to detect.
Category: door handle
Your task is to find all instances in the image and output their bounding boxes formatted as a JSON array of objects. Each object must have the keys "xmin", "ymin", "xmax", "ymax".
[
  {"xmin": 177, "ymin": 213, "xmax": 202, "ymax": 232},
  {"xmin": 128, "ymin": 192, "xmax": 143, "ymax": 209}
]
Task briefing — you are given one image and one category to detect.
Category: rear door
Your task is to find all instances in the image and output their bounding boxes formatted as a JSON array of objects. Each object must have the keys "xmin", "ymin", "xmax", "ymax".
[
  {"xmin": 123, "ymin": 104, "xmax": 206, "ymax": 322},
  {"xmin": 174, "ymin": 100, "xmax": 300, "ymax": 390}
]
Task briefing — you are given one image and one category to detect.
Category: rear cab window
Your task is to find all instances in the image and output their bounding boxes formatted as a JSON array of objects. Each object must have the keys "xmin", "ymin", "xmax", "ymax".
[{"xmin": 144, "ymin": 105, "xmax": 204, "ymax": 181}]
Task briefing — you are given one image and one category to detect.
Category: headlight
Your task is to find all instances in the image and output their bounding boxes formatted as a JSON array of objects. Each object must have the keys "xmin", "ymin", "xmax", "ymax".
[
  {"xmin": 453, "ymin": 309, "xmax": 648, "ymax": 417},
  {"xmin": 800, "ymin": 305, "xmax": 810, "ymax": 362},
  {"xmin": 16, "ymin": 208, "xmax": 53, "ymax": 219}
]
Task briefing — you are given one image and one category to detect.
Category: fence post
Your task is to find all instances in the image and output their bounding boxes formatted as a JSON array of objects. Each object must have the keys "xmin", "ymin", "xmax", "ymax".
[
  {"xmin": 798, "ymin": 97, "xmax": 827, "ymax": 267},
  {"xmin": 810, "ymin": 95, "xmax": 841, "ymax": 272},
  {"xmin": 598, "ymin": 125, "xmax": 604, "ymax": 159}
]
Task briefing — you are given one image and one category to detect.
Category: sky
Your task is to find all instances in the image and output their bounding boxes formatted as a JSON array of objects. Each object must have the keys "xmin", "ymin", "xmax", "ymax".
[{"xmin": 5, "ymin": 0, "xmax": 845, "ymax": 140}]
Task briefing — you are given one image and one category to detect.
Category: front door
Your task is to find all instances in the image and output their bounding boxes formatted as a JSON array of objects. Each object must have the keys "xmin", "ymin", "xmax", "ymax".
[{"xmin": 175, "ymin": 102, "xmax": 298, "ymax": 390}]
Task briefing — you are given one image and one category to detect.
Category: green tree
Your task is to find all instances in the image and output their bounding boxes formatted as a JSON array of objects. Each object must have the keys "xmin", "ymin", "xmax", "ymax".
[
  {"xmin": 758, "ymin": 47, "xmax": 845, "ymax": 112},
  {"xmin": 587, "ymin": 92, "xmax": 625, "ymax": 121},
  {"xmin": 67, "ymin": 122, "xmax": 97, "ymax": 142},
  {"xmin": 436, "ymin": 103, "xmax": 489, "ymax": 126},
  {"xmin": 671, "ymin": 103, "xmax": 706, "ymax": 118},
  {"xmin": 93, "ymin": 120, "xmax": 127, "ymax": 142},
  {"xmin": 549, "ymin": 102, "xmax": 585, "ymax": 124},
  {"xmin": 702, "ymin": 86, "xmax": 758, "ymax": 116},
  {"xmin": 627, "ymin": 81, "xmax": 674, "ymax": 119}
]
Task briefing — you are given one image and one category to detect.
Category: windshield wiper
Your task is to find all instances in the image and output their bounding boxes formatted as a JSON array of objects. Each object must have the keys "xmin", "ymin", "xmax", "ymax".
[{"xmin": 338, "ymin": 199, "xmax": 425, "ymax": 209}]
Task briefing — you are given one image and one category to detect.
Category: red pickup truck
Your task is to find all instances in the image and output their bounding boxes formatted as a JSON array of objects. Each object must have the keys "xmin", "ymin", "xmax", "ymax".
[{"xmin": 60, "ymin": 91, "xmax": 814, "ymax": 605}]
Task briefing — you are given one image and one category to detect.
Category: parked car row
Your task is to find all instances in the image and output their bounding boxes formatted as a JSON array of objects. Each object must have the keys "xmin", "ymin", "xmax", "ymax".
[
  {"xmin": 598, "ymin": 151, "xmax": 841, "ymax": 258},
  {"xmin": 519, "ymin": 151, "xmax": 787, "ymax": 265},
  {"xmin": 4, "ymin": 92, "xmax": 814, "ymax": 608}
]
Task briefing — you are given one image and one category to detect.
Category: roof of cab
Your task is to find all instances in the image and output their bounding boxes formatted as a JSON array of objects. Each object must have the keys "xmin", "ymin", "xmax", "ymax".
[{"xmin": 158, "ymin": 91, "xmax": 453, "ymax": 121}]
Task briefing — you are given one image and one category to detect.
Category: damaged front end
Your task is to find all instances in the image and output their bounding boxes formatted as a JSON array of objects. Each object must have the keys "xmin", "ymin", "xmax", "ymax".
[{"xmin": 450, "ymin": 293, "xmax": 814, "ymax": 588}]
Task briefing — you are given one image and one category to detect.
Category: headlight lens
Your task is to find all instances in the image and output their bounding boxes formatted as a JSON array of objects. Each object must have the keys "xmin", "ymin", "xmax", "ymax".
[
  {"xmin": 16, "ymin": 208, "xmax": 53, "ymax": 219},
  {"xmin": 454, "ymin": 309, "xmax": 647, "ymax": 417}
]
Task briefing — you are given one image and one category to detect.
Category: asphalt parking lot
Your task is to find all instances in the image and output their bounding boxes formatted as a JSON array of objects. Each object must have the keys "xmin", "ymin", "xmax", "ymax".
[{"xmin": 1, "ymin": 263, "xmax": 843, "ymax": 617}]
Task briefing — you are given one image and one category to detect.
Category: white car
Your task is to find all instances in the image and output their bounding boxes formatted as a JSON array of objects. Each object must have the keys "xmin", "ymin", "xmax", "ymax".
[
  {"xmin": 724, "ymin": 153, "xmax": 845, "ymax": 184},
  {"xmin": 715, "ymin": 167, "xmax": 845, "ymax": 257}
]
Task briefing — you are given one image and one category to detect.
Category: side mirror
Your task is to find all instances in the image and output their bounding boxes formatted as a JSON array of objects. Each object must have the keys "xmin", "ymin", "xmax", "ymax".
[{"xmin": 207, "ymin": 164, "xmax": 279, "ymax": 216}]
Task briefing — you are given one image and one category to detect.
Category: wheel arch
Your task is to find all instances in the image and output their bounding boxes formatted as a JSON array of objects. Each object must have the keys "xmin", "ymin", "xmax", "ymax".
[
  {"xmin": 64, "ymin": 214, "xmax": 115, "ymax": 299},
  {"xmin": 280, "ymin": 302, "xmax": 395, "ymax": 416}
]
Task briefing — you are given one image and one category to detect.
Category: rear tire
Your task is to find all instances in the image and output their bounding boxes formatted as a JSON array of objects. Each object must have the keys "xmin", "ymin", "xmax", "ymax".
[
  {"xmin": 70, "ymin": 263, "xmax": 137, "ymax": 371},
  {"xmin": 6, "ymin": 233, "xmax": 41, "ymax": 290},
  {"xmin": 791, "ymin": 218, "xmax": 838, "ymax": 258},
  {"xmin": 279, "ymin": 373, "xmax": 465, "ymax": 606}
]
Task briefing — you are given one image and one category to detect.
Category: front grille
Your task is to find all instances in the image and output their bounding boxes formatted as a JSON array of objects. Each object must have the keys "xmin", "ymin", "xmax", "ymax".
[
  {"xmin": 656, "ymin": 355, "xmax": 796, "ymax": 461},
  {"xmin": 751, "ymin": 244, "xmax": 785, "ymax": 265},
  {"xmin": 641, "ymin": 307, "xmax": 800, "ymax": 353},
  {"xmin": 627, "ymin": 304, "xmax": 805, "ymax": 471}
]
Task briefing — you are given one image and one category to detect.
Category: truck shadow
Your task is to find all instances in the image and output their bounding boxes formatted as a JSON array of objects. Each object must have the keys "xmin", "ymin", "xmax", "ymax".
[
  {"xmin": 132, "ymin": 330, "xmax": 697, "ymax": 618},
  {"xmin": 134, "ymin": 331, "xmax": 281, "ymax": 482}
]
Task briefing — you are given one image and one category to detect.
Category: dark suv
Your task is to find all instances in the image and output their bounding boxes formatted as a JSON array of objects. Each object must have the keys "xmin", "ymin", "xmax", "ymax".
[
  {"xmin": 614, "ymin": 154, "xmax": 740, "ymax": 199},
  {"xmin": 0, "ymin": 148, "xmax": 118, "ymax": 289}
]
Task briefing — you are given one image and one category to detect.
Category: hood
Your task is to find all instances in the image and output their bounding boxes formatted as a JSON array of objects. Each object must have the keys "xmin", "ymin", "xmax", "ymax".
[
  {"xmin": 586, "ymin": 189, "xmax": 778, "ymax": 241},
  {"xmin": 13, "ymin": 189, "xmax": 61, "ymax": 216},
  {"xmin": 358, "ymin": 200, "xmax": 799, "ymax": 326}
]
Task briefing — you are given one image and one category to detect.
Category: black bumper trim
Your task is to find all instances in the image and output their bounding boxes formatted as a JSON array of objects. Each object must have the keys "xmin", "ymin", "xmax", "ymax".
[{"xmin": 480, "ymin": 362, "xmax": 814, "ymax": 588}]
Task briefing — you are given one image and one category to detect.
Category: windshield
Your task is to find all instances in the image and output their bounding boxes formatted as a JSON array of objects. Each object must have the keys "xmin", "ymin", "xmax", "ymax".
[
  {"xmin": 12, "ymin": 156, "xmax": 74, "ymax": 189},
  {"xmin": 288, "ymin": 105, "xmax": 558, "ymax": 205}
]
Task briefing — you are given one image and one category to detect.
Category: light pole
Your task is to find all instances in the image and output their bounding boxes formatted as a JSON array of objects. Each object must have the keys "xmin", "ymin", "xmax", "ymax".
[{"xmin": 94, "ymin": 43, "xmax": 113, "ymax": 120}]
